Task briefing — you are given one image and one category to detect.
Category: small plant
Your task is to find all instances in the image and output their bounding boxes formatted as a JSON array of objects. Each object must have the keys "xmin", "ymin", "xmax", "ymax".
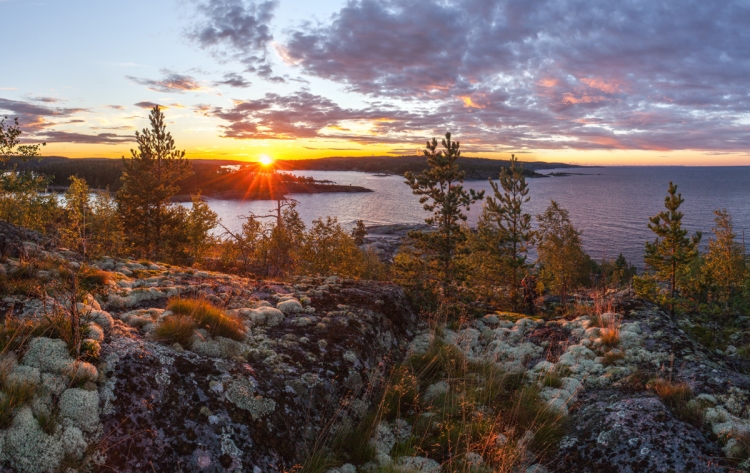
[
  {"xmin": 79, "ymin": 267, "xmax": 112, "ymax": 291},
  {"xmin": 0, "ymin": 380, "xmax": 38, "ymax": 428},
  {"xmin": 600, "ymin": 326, "xmax": 620, "ymax": 347},
  {"xmin": 602, "ymin": 350, "xmax": 626, "ymax": 366},
  {"xmin": 541, "ymin": 369, "xmax": 564, "ymax": 389},
  {"xmin": 80, "ymin": 339, "xmax": 101, "ymax": 362},
  {"xmin": 651, "ymin": 378, "xmax": 692, "ymax": 406},
  {"xmin": 154, "ymin": 316, "xmax": 198, "ymax": 346},
  {"xmin": 166, "ymin": 298, "xmax": 245, "ymax": 341}
]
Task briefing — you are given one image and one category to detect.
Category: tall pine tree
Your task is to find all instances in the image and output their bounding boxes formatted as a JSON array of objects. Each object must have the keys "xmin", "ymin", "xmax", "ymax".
[
  {"xmin": 644, "ymin": 181, "xmax": 701, "ymax": 315},
  {"xmin": 476, "ymin": 154, "xmax": 533, "ymax": 309},
  {"xmin": 116, "ymin": 106, "xmax": 193, "ymax": 258},
  {"xmin": 404, "ymin": 132, "xmax": 484, "ymax": 295}
]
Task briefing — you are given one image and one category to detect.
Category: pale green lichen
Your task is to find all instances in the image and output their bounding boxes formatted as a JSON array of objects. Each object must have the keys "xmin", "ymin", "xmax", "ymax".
[
  {"xmin": 59, "ymin": 388, "xmax": 100, "ymax": 433},
  {"xmin": 225, "ymin": 378, "xmax": 275, "ymax": 420},
  {"xmin": 3, "ymin": 407, "xmax": 64, "ymax": 473},
  {"xmin": 22, "ymin": 338, "xmax": 73, "ymax": 375}
]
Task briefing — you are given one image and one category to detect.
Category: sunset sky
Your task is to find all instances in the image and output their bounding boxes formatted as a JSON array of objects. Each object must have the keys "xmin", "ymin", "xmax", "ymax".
[{"xmin": 2, "ymin": 0, "xmax": 749, "ymax": 165}]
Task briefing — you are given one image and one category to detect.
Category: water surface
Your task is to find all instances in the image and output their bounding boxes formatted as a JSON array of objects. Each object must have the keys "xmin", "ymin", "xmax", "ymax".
[{"xmin": 205, "ymin": 167, "xmax": 750, "ymax": 267}]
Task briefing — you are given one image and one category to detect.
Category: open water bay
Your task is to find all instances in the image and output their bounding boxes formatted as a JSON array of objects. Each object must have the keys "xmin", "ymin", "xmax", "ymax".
[{"xmin": 205, "ymin": 166, "xmax": 750, "ymax": 268}]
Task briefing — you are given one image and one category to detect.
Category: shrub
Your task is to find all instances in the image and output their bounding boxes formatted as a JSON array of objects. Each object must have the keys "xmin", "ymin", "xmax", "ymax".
[{"xmin": 166, "ymin": 298, "xmax": 245, "ymax": 341}]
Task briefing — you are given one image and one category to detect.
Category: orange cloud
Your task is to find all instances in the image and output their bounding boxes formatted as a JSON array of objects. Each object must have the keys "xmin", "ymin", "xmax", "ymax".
[
  {"xmin": 538, "ymin": 78, "xmax": 559, "ymax": 88},
  {"xmin": 580, "ymin": 77, "xmax": 624, "ymax": 94},
  {"xmin": 460, "ymin": 96, "xmax": 485, "ymax": 108}
]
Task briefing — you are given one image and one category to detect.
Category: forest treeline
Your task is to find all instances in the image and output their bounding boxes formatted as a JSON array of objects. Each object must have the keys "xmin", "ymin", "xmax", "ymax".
[{"xmin": 1, "ymin": 109, "xmax": 748, "ymax": 353}]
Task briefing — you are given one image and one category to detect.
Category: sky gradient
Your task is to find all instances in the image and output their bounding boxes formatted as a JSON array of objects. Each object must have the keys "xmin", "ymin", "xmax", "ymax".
[{"xmin": 1, "ymin": 0, "xmax": 749, "ymax": 165}]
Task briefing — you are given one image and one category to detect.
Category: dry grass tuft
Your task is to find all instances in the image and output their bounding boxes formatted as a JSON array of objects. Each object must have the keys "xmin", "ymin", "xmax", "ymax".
[
  {"xmin": 154, "ymin": 316, "xmax": 198, "ymax": 346},
  {"xmin": 599, "ymin": 326, "xmax": 620, "ymax": 347},
  {"xmin": 651, "ymin": 378, "xmax": 691, "ymax": 406},
  {"xmin": 601, "ymin": 350, "xmax": 625, "ymax": 366},
  {"xmin": 166, "ymin": 298, "xmax": 245, "ymax": 341}
]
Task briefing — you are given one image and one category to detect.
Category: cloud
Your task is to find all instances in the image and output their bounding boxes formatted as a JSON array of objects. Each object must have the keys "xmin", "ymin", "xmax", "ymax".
[
  {"xmin": 188, "ymin": 0, "xmax": 279, "ymax": 78},
  {"xmin": 277, "ymin": 0, "xmax": 750, "ymax": 152},
  {"xmin": 27, "ymin": 96, "xmax": 63, "ymax": 103},
  {"xmin": 0, "ymin": 97, "xmax": 86, "ymax": 129},
  {"xmin": 36, "ymin": 131, "xmax": 134, "ymax": 144},
  {"xmin": 213, "ymin": 72, "xmax": 252, "ymax": 88},
  {"xmin": 106, "ymin": 105, "xmax": 125, "ymax": 110},
  {"xmin": 134, "ymin": 101, "xmax": 169, "ymax": 109},
  {"xmin": 127, "ymin": 70, "xmax": 204, "ymax": 93}
]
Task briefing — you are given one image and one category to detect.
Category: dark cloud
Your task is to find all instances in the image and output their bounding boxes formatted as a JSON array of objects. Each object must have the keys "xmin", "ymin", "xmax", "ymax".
[
  {"xmin": 0, "ymin": 97, "xmax": 86, "ymax": 129},
  {"xmin": 188, "ymin": 0, "xmax": 279, "ymax": 78},
  {"xmin": 277, "ymin": 0, "xmax": 750, "ymax": 152},
  {"xmin": 214, "ymin": 72, "xmax": 252, "ymax": 88},
  {"xmin": 28, "ymin": 96, "xmax": 62, "ymax": 103},
  {"xmin": 36, "ymin": 131, "xmax": 134, "ymax": 144},
  {"xmin": 106, "ymin": 105, "xmax": 125, "ymax": 110},
  {"xmin": 127, "ymin": 70, "xmax": 203, "ymax": 93},
  {"xmin": 134, "ymin": 101, "xmax": 168, "ymax": 109}
]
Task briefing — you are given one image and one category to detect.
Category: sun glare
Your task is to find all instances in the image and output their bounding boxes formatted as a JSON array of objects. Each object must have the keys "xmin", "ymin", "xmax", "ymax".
[{"xmin": 259, "ymin": 154, "xmax": 274, "ymax": 166}]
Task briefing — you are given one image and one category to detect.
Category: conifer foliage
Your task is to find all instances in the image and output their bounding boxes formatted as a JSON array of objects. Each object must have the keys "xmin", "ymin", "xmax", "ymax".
[
  {"xmin": 476, "ymin": 154, "xmax": 533, "ymax": 308},
  {"xmin": 404, "ymin": 132, "xmax": 484, "ymax": 293},
  {"xmin": 116, "ymin": 106, "xmax": 194, "ymax": 259},
  {"xmin": 644, "ymin": 182, "xmax": 701, "ymax": 314}
]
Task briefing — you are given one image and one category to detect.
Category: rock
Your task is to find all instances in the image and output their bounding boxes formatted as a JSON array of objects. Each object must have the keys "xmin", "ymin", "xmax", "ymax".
[
  {"xmin": 277, "ymin": 298, "xmax": 303, "ymax": 314},
  {"xmin": 551, "ymin": 393, "xmax": 725, "ymax": 472}
]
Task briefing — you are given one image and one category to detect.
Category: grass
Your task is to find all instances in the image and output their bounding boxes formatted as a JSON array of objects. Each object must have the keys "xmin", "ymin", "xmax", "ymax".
[
  {"xmin": 154, "ymin": 316, "xmax": 198, "ymax": 346},
  {"xmin": 0, "ymin": 380, "xmax": 38, "ymax": 428},
  {"xmin": 601, "ymin": 350, "xmax": 626, "ymax": 366},
  {"xmin": 650, "ymin": 378, "xmax": 703, "ymax": 427},
  {"xmin": 164, "ymin": 298, "xmax": 246, "ymax": 341},
  {"xmin": 599, "ymin": 327, "xmax": 620, "ymax": 347},
  {"xmin": 79, "ymin": 267, "xmax": 112, "ymax": 291},
  {"xmin": 303, "ymin": 337, "xmax": 568, "ymax": 472}
]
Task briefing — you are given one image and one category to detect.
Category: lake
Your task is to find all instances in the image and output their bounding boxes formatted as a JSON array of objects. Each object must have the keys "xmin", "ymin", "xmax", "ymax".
[{"xmin": 203, "ymin": 166, "xmax": 750, "ymax": 268}]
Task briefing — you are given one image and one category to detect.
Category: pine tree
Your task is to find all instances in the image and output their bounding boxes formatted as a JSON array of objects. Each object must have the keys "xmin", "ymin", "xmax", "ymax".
[
  {"xmin": 476, "ymin": 154, "xmax": 533, "ymax": 309},
  {"xmin": 351, "ymin": 219, "xmax": 367, "ymax": 246},
  {"xmin": 116, "ymin": 106, "xmax": 193, "ymax": 258},
  {"xmin": 404, "ymin": 132, "xmax": 484, "ymax": 294},
  {"xmin": 536, "ymin": 201, "xmax": 589, "ymax": 306},
  {"xmin": 704, "ymin": 209, "xmax": 745, "ymax": 308},
  {"xmin": 644, "ymin": 181, "xmax": 701, "ymax": 315}
]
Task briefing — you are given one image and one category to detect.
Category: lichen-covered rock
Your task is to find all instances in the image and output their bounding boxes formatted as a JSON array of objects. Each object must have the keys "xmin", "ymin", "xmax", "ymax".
[
  {"xmin": 394, "ymin": 456, "xmax": 441, "ymax": 472},
  {"xmin": 96, "ymin": 278, "xmax": 417, "ymax": 472},
  {"xmin": 551, "ymin": 393, "xmax": 724, "ymax": 472},
  {"xmin": 277, "ymin": 298, "xmax": 303, "ymax": 314}
]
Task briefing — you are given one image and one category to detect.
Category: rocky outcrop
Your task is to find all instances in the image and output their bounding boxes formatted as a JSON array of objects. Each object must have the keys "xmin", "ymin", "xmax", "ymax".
[{"xmin": 437, "ymin": 296, "xmax": 748, "ymax": 472}]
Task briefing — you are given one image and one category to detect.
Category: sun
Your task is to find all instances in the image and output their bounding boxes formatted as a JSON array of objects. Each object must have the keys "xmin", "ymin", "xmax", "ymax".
[{"xmin": 258, "ymin": 154, "xmax": 274, "ymax": 166}]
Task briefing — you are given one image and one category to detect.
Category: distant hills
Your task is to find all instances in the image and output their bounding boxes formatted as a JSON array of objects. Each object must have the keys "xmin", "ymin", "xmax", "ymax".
[{"xmin": 7, "ymin": 155, "xmax": 583, "ymax": 195}]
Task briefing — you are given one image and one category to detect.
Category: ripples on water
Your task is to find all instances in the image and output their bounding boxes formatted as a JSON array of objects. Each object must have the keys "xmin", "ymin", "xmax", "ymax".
[{"xmin": 205, "ymin": 167, "xmax": 750, "ymax": 268}]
